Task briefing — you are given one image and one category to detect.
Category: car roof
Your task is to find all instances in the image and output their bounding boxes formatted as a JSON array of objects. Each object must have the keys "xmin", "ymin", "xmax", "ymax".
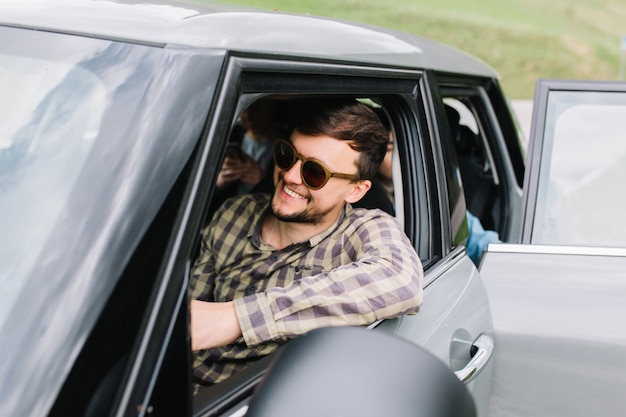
[{"xmin": 0, "ymin": 0, "xmax": 498, "ymax": 78}]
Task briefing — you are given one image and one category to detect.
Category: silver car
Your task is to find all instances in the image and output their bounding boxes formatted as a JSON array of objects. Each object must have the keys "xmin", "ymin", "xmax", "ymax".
[{"xmin": 1, "ymin": 1, "xmax": 625, "ymax": 416}]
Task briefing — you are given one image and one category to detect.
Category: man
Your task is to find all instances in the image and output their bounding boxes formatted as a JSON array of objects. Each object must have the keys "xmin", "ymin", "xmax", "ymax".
[{"xmin": 189, "ymin": 98, "xmax": 423, "ymax": 391}]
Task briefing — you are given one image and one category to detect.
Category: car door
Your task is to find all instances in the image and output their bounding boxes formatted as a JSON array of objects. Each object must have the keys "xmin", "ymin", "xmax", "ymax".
[{"xmin": 480, "ymin": 79, "xmax": 626, "ymax": 416}]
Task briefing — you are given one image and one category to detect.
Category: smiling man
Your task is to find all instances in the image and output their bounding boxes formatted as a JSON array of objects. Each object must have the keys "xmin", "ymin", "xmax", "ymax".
[{"xmin": 189, "ymin": 98, "xmax": 423, "ymax": 392}]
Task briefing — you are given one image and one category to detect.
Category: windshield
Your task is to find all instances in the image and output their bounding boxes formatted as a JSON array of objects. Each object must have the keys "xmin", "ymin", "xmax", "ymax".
[
  {"xmin": 0, "ymin": 24, "xmax": 221, "ymax": 416},
  {"xmin": 0, "ymin": 51, "xmax": 105, "ymax": 327}
]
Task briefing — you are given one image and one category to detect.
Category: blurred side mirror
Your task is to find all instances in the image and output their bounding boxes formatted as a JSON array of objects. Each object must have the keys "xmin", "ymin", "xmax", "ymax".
[{"xmin": 246, "ymin": 327, "xmax": 476, "ymax": 417}]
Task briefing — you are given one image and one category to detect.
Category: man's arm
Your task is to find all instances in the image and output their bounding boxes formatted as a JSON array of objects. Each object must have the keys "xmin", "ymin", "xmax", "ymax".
[
  {"xmin": 189, "ymin": 227, "xmax": 217, "ymax": 301},
  {"xmin": 189, "ymin": 212, "xmax": 233, "ymax": 351},
  {"xmin": 188, "ymin": 195, "xmax": 263, "ymax": 350},
  {"xmin": 190, "ymin": 300, "xmax": 242, "ymax": 351},
  {"xmin": 234, "ymin": 212, "xmax": 423, "ymax": 347}
]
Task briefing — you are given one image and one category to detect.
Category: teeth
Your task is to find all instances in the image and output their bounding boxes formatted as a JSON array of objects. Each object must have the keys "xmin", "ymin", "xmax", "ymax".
[{"xmin": 284, "ymin": 184, "xmax": 306, "ymax": 199}]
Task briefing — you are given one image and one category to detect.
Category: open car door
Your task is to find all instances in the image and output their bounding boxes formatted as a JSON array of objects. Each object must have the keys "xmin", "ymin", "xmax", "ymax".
[{"xmin": 480, "ymin": 79, "xmax": 626, "ymax": 416}]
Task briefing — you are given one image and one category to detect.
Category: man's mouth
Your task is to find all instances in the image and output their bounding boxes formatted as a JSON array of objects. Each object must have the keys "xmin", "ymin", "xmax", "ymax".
[{"xmin": 283, "ymin": 183, "xmax": 306, "ymax": 200}]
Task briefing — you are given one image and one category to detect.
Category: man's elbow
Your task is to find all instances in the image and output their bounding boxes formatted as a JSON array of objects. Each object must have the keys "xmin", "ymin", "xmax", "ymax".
[{"xmin": 404, "ymin": 269, "xmax": 424, "ymax": 314}]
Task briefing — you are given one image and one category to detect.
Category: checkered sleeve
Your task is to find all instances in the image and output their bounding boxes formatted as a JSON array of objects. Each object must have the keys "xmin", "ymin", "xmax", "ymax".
[{"xmin": 234, "ymin": 212, "xmax": 423, "ymax": 346}]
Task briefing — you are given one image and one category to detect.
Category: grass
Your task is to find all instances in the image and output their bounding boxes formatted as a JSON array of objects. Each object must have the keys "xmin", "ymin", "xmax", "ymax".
[{"xmin": 213, "ymin": 0, "xmax": 626, "ymax": 98}]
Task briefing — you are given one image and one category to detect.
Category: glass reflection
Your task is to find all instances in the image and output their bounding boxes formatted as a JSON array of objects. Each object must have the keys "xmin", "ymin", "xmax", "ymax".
[
  {"xmin": 534, "ymin": 91, "xmax": 626, "ymax": 247},
  {"xmin": 0, "ymin": 52, "xmax": 105, "ymax": 326}
]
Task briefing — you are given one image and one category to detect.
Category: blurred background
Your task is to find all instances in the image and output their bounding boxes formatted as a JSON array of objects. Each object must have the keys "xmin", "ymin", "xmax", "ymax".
[{"xmin": 217, "ymin": 0, "xmax": 626, "ymax": 100}]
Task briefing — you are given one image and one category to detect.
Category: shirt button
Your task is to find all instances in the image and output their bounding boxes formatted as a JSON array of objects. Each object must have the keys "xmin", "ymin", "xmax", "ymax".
[
  {"xmin": 246, "ymin": 284, "xmax": 256, "ymax": 294},
  {"xmin": 294, "ymin": 266, "xmax": 301, "ymax": 273},
  {"xmin": 271, "ymin": 255, "xmax": 278, "ymax": 261}
]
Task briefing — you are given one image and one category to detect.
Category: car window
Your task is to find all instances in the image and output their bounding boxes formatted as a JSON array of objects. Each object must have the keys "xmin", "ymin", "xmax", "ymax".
[
  {"xmin": 435, "ymin": 79, "xmax": 525, "ymax": 248},
  {"xmin": 441, "ymin": 95, "xmax": 500, "ymax": 233},
  {"xmin": 436, "ymin": 99, "xmax": 467, "ymax": 248},
  {"xmin": 530, "ymin": 89, "xmax": 626, "ymax": 247}
]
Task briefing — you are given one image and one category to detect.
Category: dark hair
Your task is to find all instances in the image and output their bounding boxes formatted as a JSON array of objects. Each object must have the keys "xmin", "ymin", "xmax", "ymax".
[{"xmin": 294, "ymin": 98, "xmax": 389, "ymax": 180}]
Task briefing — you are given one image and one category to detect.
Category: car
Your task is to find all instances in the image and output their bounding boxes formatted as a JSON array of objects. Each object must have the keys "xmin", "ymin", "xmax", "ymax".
[{"xmin": 1, "ymin": 0, "xmax": 625, "ymax": 416}]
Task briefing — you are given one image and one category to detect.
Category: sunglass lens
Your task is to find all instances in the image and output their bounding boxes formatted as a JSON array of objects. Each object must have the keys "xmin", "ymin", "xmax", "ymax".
[
  {"xmin": 275, "ymin": 142, "xmax": 295, "ymax": 170},
  {"xmin": 302, "ymin": 160, "xmax": 328, "ymax": 189}
]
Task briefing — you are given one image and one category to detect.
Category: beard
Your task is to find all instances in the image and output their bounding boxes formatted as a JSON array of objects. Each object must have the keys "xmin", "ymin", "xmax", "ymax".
[
  {"xmin": 270, "ymin": 189, "xmax": 335, "ymax": 226},
  {"xmin": 271, "ymin": 201, "xmax": 334, "ymax": 225},
  {"xmin": 271, "ymin": 173, "xmax": 337, "ymax": 225}
]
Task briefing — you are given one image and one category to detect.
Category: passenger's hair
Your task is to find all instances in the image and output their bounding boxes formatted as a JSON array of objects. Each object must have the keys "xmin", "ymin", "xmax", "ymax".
[
  {"xmin": 240, "ymin": 98, "xmax": 276, "ymax": 143},
  {"xmin": 294, "ymin": 98, "xmax": 389, "ymax": 181}
]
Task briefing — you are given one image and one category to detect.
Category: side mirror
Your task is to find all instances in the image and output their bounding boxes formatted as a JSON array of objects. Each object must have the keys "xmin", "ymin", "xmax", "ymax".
[{"xmin": 246, "ymin": 327, "xmax": 476, "ymax": 417}]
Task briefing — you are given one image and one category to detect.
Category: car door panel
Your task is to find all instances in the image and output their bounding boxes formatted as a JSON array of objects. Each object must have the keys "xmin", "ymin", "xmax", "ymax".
[{"xmin": 480, "ymin": 246, "xmax": 626, "ymax": 416}]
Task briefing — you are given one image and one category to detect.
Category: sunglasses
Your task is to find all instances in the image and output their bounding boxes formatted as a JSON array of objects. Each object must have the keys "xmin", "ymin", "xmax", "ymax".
[{"xmin": 273, "ymin": 139, "xmax": 361, "ymax": 190}]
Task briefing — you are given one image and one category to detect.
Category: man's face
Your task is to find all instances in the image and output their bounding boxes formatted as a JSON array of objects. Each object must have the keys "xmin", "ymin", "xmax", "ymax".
[{"xmin": 271, "ymin": 131, "xmax": 364, "ymax": 226}]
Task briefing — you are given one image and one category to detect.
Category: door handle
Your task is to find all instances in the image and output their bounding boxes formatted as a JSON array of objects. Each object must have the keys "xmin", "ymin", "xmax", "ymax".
[{"xmin": 454, "ymin": 334, "xmax": 494, "ymax": 384}]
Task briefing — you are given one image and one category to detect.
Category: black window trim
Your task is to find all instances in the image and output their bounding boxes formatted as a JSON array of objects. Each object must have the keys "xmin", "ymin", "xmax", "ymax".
[{"xmin": 190, "ymin": 55, "xmax": 436, "ymax": 415}]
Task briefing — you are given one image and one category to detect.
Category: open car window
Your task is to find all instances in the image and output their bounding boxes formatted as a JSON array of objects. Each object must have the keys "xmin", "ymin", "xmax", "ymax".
[{"xmin": 191, "ymin": 72, "xmax": 431, "ymax": 414}]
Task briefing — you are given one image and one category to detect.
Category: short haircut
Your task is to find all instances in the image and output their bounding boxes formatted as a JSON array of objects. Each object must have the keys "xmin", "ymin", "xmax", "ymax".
[{"xmin": 294, "ymin": 98, "xmax": 389, "ymax": 181}]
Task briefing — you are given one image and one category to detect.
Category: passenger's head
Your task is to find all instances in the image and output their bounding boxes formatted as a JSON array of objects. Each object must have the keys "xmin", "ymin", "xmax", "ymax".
[
  {"xmin": 240, "ymin": 98, "xmax": 276, "ymax": 143},
  {"xmin": 293, "ymin": 98, "xmax": 389, "ymax": 181}
]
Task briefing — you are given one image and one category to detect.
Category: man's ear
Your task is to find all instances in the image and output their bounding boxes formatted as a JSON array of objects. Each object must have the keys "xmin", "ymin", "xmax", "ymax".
[{"xmin": 344, "ymin": 180, "xmax": 372, "ymax": 204}]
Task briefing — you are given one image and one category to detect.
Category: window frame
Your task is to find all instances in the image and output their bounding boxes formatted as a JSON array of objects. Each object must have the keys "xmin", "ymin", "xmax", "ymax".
[{"xmin": 188, "ymin": 55, "xmax": 439, "ymax": 414}]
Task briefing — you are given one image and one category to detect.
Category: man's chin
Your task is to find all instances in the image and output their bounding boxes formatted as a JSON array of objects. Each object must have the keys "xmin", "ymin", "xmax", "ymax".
[
  {"xmin": 273, "ymin": 209, "xmax": 312, "ymax": 224},
  {"xmin": 271, "ymin": 204, "xmax": 320, "ymax": 224}
]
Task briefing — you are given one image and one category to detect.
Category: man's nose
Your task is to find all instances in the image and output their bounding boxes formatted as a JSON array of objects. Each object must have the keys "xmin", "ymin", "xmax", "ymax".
[{"xmin": 282, "ymin": 159, "xmax": 303, "ymax": 185}]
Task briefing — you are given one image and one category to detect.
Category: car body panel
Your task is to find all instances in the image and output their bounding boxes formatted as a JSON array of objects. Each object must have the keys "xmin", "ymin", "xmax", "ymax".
[
  {"xmin": 377, "ymin": 251, "xmax": 494, "ymax": 417},
  {"xmin": 480, "ymin": 245, "xmax": 626, "ymax": 416}
]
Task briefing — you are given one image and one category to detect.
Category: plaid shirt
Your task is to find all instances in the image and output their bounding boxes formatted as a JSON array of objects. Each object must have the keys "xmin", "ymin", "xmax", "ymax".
[{"xmin": 189, "ymin": 193, "xmax": 423, "ymax": 389}]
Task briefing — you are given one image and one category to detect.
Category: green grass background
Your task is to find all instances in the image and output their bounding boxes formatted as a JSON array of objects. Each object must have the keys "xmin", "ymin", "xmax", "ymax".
[{"xmin": 216, "ymin": 0, "xmax": 626, "ymax": 98}]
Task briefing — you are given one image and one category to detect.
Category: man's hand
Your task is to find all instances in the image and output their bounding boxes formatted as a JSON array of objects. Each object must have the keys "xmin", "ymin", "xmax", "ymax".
[{"xmin": 190, "ymin": 300, "xmax": 242, "ymax": 351}]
